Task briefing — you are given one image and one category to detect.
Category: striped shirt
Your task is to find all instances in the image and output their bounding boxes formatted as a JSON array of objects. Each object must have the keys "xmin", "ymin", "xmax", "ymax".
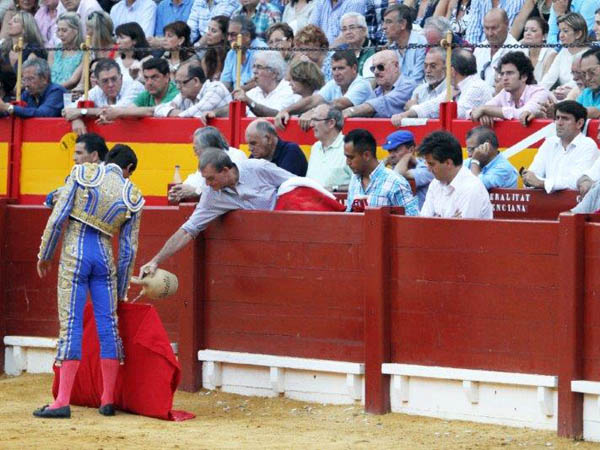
[
  {"xmin": 465, "ymin": 0, "xmax": 524, "ymax": 44},
  {"xmin": 309, "ymin": 0, "xmax": 366, "ymax": 46},
  {"xmin": 346, "ymin": 163, "xmax": 419, "ymax": 216},
  {"xmin": 187, "ymin": 0, "xmax": 239, "ymax": 43},
  {"xmin": 234, "ymin": 2, "xmax": 281, "ymax": 39}
]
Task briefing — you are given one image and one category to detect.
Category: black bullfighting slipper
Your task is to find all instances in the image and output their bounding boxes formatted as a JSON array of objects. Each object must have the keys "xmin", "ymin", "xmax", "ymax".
[
  {"xmin": 98, "ymin": 404, "xmax": 115, "ymax": 416},
  {"xmin": 33, "ymin": 405, "xmax": 71, "ymax": 418}
]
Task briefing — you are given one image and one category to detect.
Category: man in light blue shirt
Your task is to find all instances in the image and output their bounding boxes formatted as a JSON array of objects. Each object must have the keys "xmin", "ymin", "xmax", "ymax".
[
  {"xmin": 577, "ymin": 48, "xmax": 600, "ymax": 114},
  {"xmin": 382, "ymin": 4, "xmax": 426, "ymax": 83},
  {"xmin": 139, "ymin": 149, "xmax": 294, "ymax": 277},
  {"xmin": 464, "ymin": 126, "xmax": 518, "ymax": 189},
  {"xmin": 547, "ymin": 0, "xmax": 600, "ymax": 45},
  {"xmin": 344, "ymin": 129, "xmax": 419, "ymax": 215},
  {"xmin": 110, "ymin": 0, "xmax": 157, "ymax": 37},
  {"xmin": 275, "ymin": 50, "xmax": 373, "ymax": 130},
  {"xmin": 220, "ymin": 15, "xmax": 266, "ymax": 90},
  {"xmin": 154, "ymin": 0, "xmax": 194, "ymax": 37}
]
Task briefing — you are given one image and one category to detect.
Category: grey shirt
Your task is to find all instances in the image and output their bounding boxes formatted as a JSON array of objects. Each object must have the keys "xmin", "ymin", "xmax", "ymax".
[{"xmin": 181, "ymin": 159, "xmax": 294, "ymax": 237}]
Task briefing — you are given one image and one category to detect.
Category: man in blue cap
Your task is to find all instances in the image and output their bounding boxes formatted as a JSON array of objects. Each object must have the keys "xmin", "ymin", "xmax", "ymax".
[{"xmin": 383, "ymin": 130, "xmax": 433, "ymax": 210}]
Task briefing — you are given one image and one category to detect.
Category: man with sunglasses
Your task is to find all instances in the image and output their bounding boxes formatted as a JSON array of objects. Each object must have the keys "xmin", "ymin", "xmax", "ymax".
[
  {"xmin": 342, "ymin": 49, "xmax": 416, "ymax": 118},
  {"xmin": 154, "ymin": 62, "xmax": 231, "ymax": 117},
  {"xmin": 576, "ymin": 48, "xmax": 600, "ymax": 118},
  {"xmin": 64, "ymin": 59, "xmax": 144, "ymax": 135}
]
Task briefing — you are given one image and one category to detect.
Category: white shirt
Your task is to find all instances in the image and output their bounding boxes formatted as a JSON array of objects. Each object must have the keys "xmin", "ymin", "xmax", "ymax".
[
  {"xmin": 57, "ymin": 0, "xmax": 102, "ymax": 37},
  {"xmin": 421, "ymin": 167, "xmax": 493, "ymax": 219},
  {"xmin": 305, "ymin": 132, "xmax": 353, "ymax": 189},
  {"xmin": 246, "ymin": 79, "xmax": 300, "ymax": 118},
  {"xmin": 540, "ymin": 48, "xmax": 585, "ymax": 91},
  {"xmin": 154, "ymin": 80, "xmax": 231, "ymax": 117},
  {"xmin": 474, "ymin": 34, "xmax": 525, "ymax": 86},
  {"xmin": 183, "ymin": 147, "xmax": 248, "ymax": 194},
  {"xmin": 529, "ymin": 133, "xmax": 599, "ymax": 193},
  {"xmin": 110, "ymin": 0, "xmax": 157, "ymax": 36},
  {"xmin": 412, "ymin": 74, "xmax": 494, "ymax": 119},
  {"xmin": 80, "ymin": 77, "xmax": 145, "ymax": 107},
  {"xmin": 524, "ymin": 46, "xmax": 557, "ymax": 84},
  {"xmin": 410, "ymin": 79, "xmax": 446, "ymax": 104}
]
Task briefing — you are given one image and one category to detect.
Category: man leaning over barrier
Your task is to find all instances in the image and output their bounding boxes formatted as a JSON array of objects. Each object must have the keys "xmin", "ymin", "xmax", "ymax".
[{"xmin": 140, "ymin": 149, "xmax": 294, "ymax": 276}]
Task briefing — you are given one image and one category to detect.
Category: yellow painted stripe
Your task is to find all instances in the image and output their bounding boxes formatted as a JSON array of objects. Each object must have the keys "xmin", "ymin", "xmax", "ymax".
[{"xmin": 0, "ymin": 142, "xmax": 8, "ymax": 195}]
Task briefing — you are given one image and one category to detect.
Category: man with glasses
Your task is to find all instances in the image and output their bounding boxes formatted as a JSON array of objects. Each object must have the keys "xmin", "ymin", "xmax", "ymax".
[
  {"xmin": 308, "ymin": 0, "xmax": 365, "ymax": 46},
  {"xmin": 577, "ymin": 48, "xmax": 600, "ymax": 118},
  {"xmin": 342, "ymin": 49, "xmax": 416, "ymax": 118},
  {"xmin": 275, "ymin": 50, "xmax": 373, "ymax": 131},
  {"xmin": 0, "ymin": 59, "xmax": 65, "ymax": 118},
  {"xmin": 220, "ymin": 15, "xmax": 266, "ymax": 91},
  {"xmin": 64, "ymin": 59, "xmax": 144, "ymax": 134},
  {"xmin": 381, "ymin": 4, "xmax": 426, "ymax": 83},
  {"xmin": 404, "ymin": 46, "xmax": 447, "ymax": 111},
  {"xmin": 335, "ymin": 13, "xmax": 374, "ymax": 75},
  {"xmin": 155, "ymin": 61, "xmax": 231, "ymax": 117},
  {"xmin": 305, "ymin": 104, "xmax": 353, "ymax": 191}
]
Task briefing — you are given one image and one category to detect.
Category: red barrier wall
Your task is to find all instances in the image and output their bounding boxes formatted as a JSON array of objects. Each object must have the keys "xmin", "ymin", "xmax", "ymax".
[{"xmin": 584, "ymin": 222, "xmax": 600, "ymax": 379}]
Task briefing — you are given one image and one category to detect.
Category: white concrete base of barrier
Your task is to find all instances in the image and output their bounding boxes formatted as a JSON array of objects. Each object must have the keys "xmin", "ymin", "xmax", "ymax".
[
  {"xmin": 198, "ymin": 349, "xmax": 365, "ymax": 405},
  {"xmin": 571, "ymin": 380, "xmax": 600, "ymax": 441},
  {"xmin": 382, "ymin": 364, "xmax": 559, "ymax": 431},
  {"xmin": 3, "ymin": 335, "xmax": 178, "ymax": 375}
]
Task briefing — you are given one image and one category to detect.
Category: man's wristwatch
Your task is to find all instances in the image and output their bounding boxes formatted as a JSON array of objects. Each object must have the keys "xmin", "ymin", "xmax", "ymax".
[
  {"xmin": 249, "ymin": 101, "xmax": 256, "ymax": 110},
  {"xmin": 471, "ymin": 159, "xmax": 481, "ymax": 167},
  {"xmin": 81, "ymin": 108, "xmax": 88, "ymax": 116},
  {"xmin": 7, "ymin": 104, "xmax": 14, "ymax": 115}
]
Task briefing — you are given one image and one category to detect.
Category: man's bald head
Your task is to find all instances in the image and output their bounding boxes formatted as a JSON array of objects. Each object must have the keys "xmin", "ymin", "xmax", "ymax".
[{"xmin": 484, "ymin": 8, "xmax": 509, "ymax": 46}]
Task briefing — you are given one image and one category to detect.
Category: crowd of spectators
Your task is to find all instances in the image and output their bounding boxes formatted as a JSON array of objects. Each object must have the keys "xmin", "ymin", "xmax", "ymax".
[{"xmin": 4, "ymin": 0, "xmax": 600, "ymax": 216}]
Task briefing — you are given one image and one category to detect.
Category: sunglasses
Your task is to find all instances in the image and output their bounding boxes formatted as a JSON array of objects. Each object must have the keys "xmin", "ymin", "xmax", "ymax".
[{"xmin": 370, "ymin": 64, "xmax": 386, "ymax": 73}]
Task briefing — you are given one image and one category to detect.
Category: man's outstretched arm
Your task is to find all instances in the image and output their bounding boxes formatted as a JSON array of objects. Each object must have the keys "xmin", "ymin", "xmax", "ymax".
[{"xmin": 139, "ymin": 228, "xmax": 193, "ymax": 277}]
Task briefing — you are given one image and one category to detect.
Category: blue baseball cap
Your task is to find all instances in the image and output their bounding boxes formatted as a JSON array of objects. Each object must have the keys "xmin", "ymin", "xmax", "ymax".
[{"xmin": 382, "ymin": 130, "xmax": 415, "ymax": 150}]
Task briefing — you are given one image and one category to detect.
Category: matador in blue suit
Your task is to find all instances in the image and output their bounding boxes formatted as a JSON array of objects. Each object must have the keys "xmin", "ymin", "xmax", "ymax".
[{"xmin": 34, "ymin": 145, "xmax": 144, "ymax": 419}]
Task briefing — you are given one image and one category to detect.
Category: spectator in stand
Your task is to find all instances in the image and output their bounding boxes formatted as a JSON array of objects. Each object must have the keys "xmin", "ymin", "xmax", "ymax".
[
  {"xmin": 48, "ymin": 12, "xmax": 82, "ymax": 89},
  {"xmin": 65, "ymin": 58, "xmax": 144, "ymax": 134},
  {"xmin": 200, "ymin": 15, "xmax": 229, "ymax": 80},
  {"xmin": 540, "ymin": 12, "xmax": 589, "ymax": 98},
  {"xmin": 35, "ymin": 0, "xmax": 58, "ymax": 46},
  {"xmin": 0, "ymin": 0, "xmax": 17, "ymax": 43},
  {"xmin": 510, "ymin": 0, "xmax": 553, "ymax": 39},
  {"xmin": 422, "ymin": 16, "xmax": 470, "ymax": 49},
  {"xmin": 153, "ymin": 0, "xmax": 193, "ymax": 40},
  {"xmin": 545, "ymin": 0, "xmax": 600, "ymax": 45},
  {"xmin": 155, "ymin": 61, "xmax": 230, "ymax": 117},
  {"xmin": 404, "ymin": 46, "xmax": 446, "ymax": 111},
  {"xmin": 383, "ymin": 130, "xmax": 433, "ymax": 210},
  {"xmin": 114, "ymin": 22, "xmax": 151, "ymax": 82},
  {"xmin": 336, "ymin": 12, "xmax": 374, "ymax": 75},
  {"xmin": 522, "ymin": 100, "xmax": 598, "ymax": 193},
  {"xmin": 15, "ymin": 0, "xmax": 39, "ymax": 15},
  {"xmin": 220, "ymin": 15, "xmax": 265, "ymax": 91},
  {"xmin": 392, "ymin": 48, "xmax": 493, "ymax": 123},
  {"xmin": 96, "ymin": 57, "xmax": 178, "ymax": 121},
  {"xmin": 110, "ymin": 0, "xmax": 156, "ymax": 37},
  {"xmin": 0, "ymin": 60, "xmax": 16, "ymax": 103},
  {"xmin": 1, "ymin": 11, "xmax": 47, "ymax": 71},
  {"xmin": 519, "ymin": 16, "xmax": 556, "ymax": 83},
  {"xmin": 168, "ymin": 126, "xmax": 247, "ymax": 203},
  {"xmin": 471, "ymin": 51, "xmax": 552, "ymax": 126},
  {"xmin": 474, "ymin": 8, "xmax": 525, "ymax": 88},
  {"xmin": 292, "ymin": 24, "xmax": 332, "ymax": 82},
  {"xmin": 275, "ymin": 50, "xmax": 373, "ymax": 130},
  {"xmin": 344, "ymin": 129, "xmax": 419, "ymax": 215},
  {"xmin": 57, "ymin": 0, "xmax": 102, "ymax": 38},
  {"xmin": 465, "ymin": 0, "xmax": 523, "ymax": 44},
  {"xmin": 86, "ymin": 11, "xmax": 116, "ymax": 60},
  {"xmin": 187, "ymin": 0, "xmax": 238, "ymax": 44},
  {"xmin": 233, "ymin": 0, "xmax": 280, "ymax": 40},
  {"xmin": 433, "ymin": 0, "xmax": 473, "ymax": 38},
  {"xmin": 266, "ymin": 22, "xmax": 293, "ymax": 63},
  {"xmin": 0, "ymin": 58, "xmax": 65, "ymax": 117},
  {"xmin": 463, "ymin": 126, "xmax": 518, "ymax": 189},
  {"xmin": 342, "ymin": 49, "xmax": 417, "ymax": 119},
  {"xmin": 245, "ymin": 119, "xmax": 308, "ymax": 176},
  {"xmin": 288, "ymin": 58, "xmax": 325, "ymax": 99},
  {"xmin": 566, "ymin": 54, "xmax": 586, "ymax": 101},
  {"xmin": 594, "ymin": 7, "xmax": 600, "ymax": 42},
  {"xmin": 309, "ymin": 0, "xmax": 365, "ymax": 47},
  {"xmin": 418, "ymin": 130, "xmax": 493, "ymax": 219},
  {"xmin": 282, "ymin": 0, "xmax": 314, "ymax": 34},
  {"xmin": 305, "ymin": 104, "xmax": 352, "ymax": 190},
  {"xmin": 160, "ymin": 21, "xmax": 194, "ymax": 78},
  {"xmin": 577, "ymin": 48, "xmax": 600, "ymax": 117},
  {"xmin": 382, "ymin": 4, "xmax": 426, "ymax": 83}
]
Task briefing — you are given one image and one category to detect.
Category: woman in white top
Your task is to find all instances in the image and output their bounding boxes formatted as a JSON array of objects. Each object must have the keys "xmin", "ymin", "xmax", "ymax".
[
  {"xmin": 522, "ymin": 16, "xmax": 556, "ymax": 83},
  {"xmin": 114, "ymin": 22, "xmax": 151, "ymax": 82},
  {"xmin": 282, "ymin": 0, "xmax": 314, "ymax": 34},
  {"xmin": 540, "ymin": 12, "xmax": 589, "ymax": 98}
]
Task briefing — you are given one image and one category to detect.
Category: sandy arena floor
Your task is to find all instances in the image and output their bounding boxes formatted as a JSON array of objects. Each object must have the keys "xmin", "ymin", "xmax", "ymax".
[{"xmin": 1, "ymin": 374, "xmax": 599, "ymax": 449}]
